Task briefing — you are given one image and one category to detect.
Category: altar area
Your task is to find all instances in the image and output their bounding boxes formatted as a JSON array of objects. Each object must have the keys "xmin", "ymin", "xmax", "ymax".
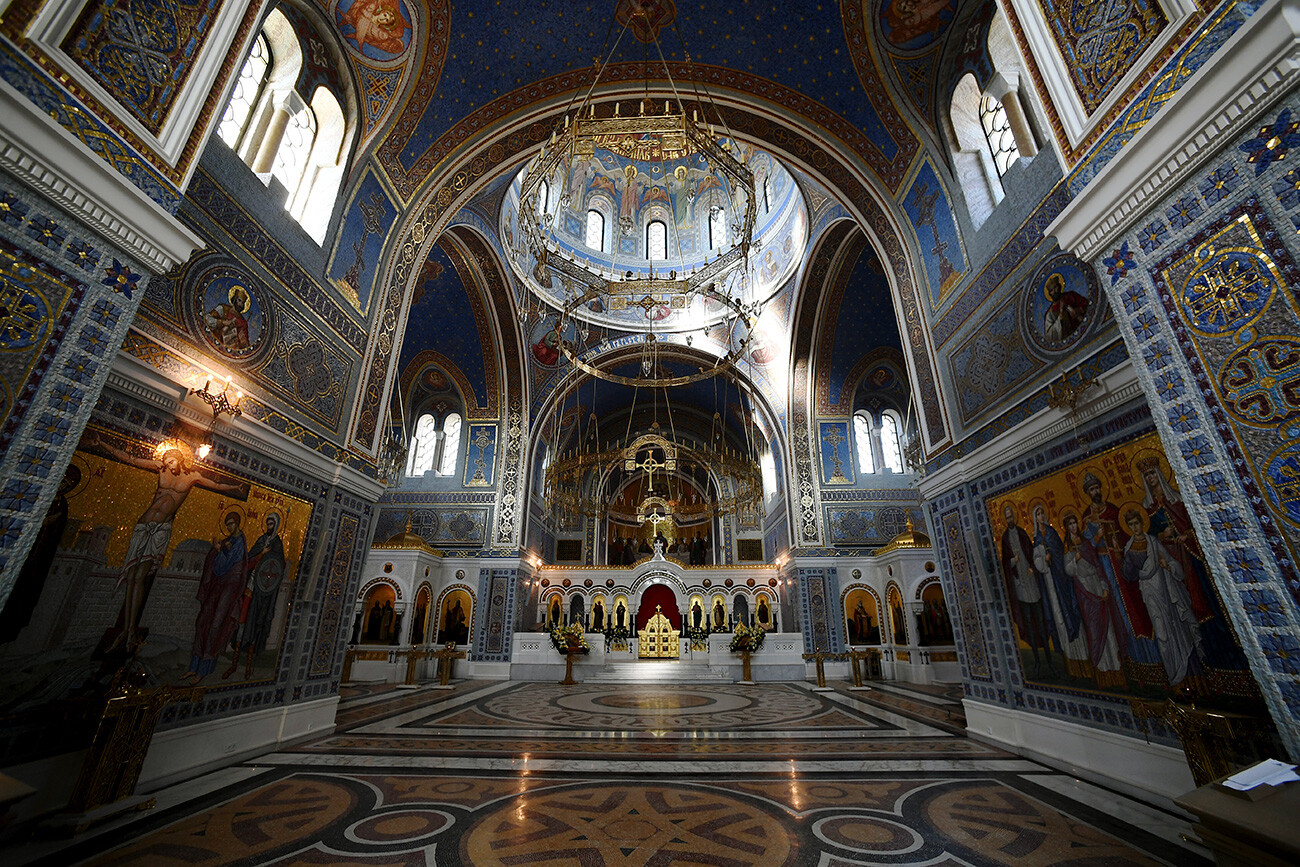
[{"xmin": 346, "ymin": 525, "xmax": 957, "ymax": 688}]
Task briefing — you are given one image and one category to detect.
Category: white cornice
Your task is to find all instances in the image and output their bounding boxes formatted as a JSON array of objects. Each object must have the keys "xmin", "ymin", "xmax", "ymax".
[
  {"xmin": 109, "ymin": 351, "xmax": 384, "ymax": 502},
  {"xmin": 0, "ymin": 81, "xmax": 203, "ymax": 272},
  {"xmin": 1049, "ymin": 0, "xmax": 1300, "ymax": 260},
  {"xmin": 918, "ymin": 361, "xmax": 1143, "ymax": 498}
]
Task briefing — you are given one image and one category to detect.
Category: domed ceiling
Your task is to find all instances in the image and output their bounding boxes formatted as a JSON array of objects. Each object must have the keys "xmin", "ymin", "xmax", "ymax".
[{"xmin": 501, "ymin": 140, "xmax": 807, "ymax": 333}]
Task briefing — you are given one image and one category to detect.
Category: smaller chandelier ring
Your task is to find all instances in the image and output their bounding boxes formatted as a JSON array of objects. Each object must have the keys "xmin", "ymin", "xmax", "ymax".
[{"xmin": 552, "ymin": 284, "xmax": 757, "ymax": 388}]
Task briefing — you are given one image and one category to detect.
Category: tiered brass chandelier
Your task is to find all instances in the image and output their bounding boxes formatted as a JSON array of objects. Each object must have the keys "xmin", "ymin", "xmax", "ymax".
[
  {"xmin": 527, "ymin": 3, "xmax": 769, "ymax": 530},
  {"xmin": 543, "ymin": 421, "xmax": 763, "ymax": 529},
  {"xmin": 516, "ymin": 2, "xmax": 762, "ymax": 388}
]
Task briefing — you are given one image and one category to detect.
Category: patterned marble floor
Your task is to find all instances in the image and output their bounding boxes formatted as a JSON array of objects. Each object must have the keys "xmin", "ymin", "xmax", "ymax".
[{"xmin": 13, "ymin": 679, "xmax": 1209, "ymax": 866}]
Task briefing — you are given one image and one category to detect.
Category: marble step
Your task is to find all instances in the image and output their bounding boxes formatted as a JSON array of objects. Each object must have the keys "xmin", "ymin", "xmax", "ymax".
[{"xmin": 584, "ymin": 660, "xmax": 731, "ymax": 683}]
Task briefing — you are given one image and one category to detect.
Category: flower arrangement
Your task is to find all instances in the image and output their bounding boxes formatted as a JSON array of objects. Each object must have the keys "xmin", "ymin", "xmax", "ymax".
[
  {"xmin": 550, "ymin": 623, "xmax": 590, "ymax": 655},
  {"xmin": 607, "ymin": 625, "xmax": 630, "ymax": 651},
  {"xmin": 729, "ymin": 623, "xmax": 765, "ymax": 653},
  {"xmin": 685, "ymin": 625, "xmax": 709, "ymax": 651}
]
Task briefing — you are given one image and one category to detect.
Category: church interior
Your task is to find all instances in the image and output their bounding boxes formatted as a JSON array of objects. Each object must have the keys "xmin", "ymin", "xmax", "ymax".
[{"xmin": 0, "ymin": 0, "xmax": 1298, "ymax": 863}]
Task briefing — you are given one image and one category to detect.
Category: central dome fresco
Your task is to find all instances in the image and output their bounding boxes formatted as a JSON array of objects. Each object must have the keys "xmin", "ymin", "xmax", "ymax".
[{"xmin": 502, "ymin": 138, "xmax": 807, "ymax": 335}]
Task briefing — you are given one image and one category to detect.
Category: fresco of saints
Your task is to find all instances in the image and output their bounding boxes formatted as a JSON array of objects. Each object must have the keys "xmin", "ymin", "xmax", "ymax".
[
  {"xmin": 89, "ymin": 433, "xmax": 248, "ymax": 657},
  {"xmin": 224, "ymin": 512, "xmax": 288, "ymax": 680},
  {"xmin": 1042, "ymin": 272, "xmax": 1089, "ymax": 343},
  {"xmin": 1122, "ymin": 509, "xmax": 1204, "ymax": 687},
  {"xmin": 1079, "ymin": 471, "xmax": 1158, "ymax": 664},
  {"xmin": 1031, "ymin": 504, "xmax": 1088, "ymax": 678},
  {"xmin": 999, "ymin": 503, "xmax": 1054, "ymax": 675},
  {"xmin": 185, "ymin": 511, "xmax": 249, "ymax": 682},
  {"xmin": 1137, "ymin": 456, "xmax": 1244, "ymax": 670},
  {"xmin": 1061, "ymin": 512, "xmax": 1128, "ymax": 689}
]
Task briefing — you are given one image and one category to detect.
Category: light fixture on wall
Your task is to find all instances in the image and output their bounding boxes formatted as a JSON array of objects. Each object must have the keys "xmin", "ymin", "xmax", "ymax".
[
  {"xmin": 1046, "ymin": 366, "xmax": 1099, "ymax": 448},
  {"xmin": 1045, "ymin": 368, "xmax": 1098, "ymax": 412},
  {"xmin": 189, "ymin": 372, "xmax": 244, "ymax": 420}
]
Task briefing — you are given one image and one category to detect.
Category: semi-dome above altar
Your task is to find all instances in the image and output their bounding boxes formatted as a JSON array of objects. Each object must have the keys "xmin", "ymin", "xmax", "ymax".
[{"xmin": 501, "ymin": 138, "xmax": 807, "ymax": 334}]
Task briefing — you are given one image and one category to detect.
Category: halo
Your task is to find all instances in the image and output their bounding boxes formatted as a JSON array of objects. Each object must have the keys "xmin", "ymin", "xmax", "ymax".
[
  {"xmin": 153, "ymin": 437, "xmax": 194, "ymax": 463},
  {"xmin": 228, "ymin": 283, "xmax": 252, "ymax": 314},
  {"xmin": 1042, "ymin": 271, "xmax": 1066, "ymax": 301},
  {"xmin": 62, "ymin": 454, "xmax": 92, "ymax": 500},
  {"xmin": 1026, "ymin": 496, "xmax": 1049, "ymax": 521},
  {"xmin": 221, "ymin": 505, "xmax": 247, "ymax": 529},
  {"xmin": 1118, "ymin": 501, "xmax": 1148, "ymax": 534}
]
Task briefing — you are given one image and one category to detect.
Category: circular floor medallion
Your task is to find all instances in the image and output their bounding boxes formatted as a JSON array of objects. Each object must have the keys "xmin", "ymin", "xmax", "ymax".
[
  {"xmin": 463, "ymin": 783, "xmax": 793, "ymax": 865},
  {"xmin": 346, "ymin": 808, "xmax": 451, "ymax": 845}
]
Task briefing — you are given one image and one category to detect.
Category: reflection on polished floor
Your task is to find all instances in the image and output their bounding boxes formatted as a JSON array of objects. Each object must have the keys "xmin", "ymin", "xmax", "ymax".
[{"xmin": 20, "ymin": 679, "xmax": 1206, "ymax": 866}]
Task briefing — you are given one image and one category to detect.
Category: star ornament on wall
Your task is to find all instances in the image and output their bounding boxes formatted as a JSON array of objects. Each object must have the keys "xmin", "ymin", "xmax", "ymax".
[{"xmin": 1240, "ymin": 108, "xmax": 1300, "ymax": 175}]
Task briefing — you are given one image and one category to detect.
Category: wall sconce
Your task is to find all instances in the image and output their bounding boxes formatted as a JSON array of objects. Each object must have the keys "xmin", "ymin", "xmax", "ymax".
[
  {"xmin": 1046, "ymin": 369, "xmax": 1098, "ymax": 413},
  {"xmin": 189, "ymin": 372, "xmax": 243, "ymax": 420}
]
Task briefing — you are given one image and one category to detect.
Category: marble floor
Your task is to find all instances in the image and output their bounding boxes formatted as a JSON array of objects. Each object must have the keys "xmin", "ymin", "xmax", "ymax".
[{"xmin": 12, "ymin": 678, "xmax": 1208, "ymax": 866}]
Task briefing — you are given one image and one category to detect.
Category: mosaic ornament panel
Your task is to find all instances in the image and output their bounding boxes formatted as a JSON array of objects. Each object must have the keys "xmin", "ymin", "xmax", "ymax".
[
  {"xmin": 984, "ymin": 431, "xmax": 1252, "ymax": 701},
  {"xmin": 900, "ymin": 159, "xmax": 966, "ymax": 306},
  {"xmin": 61, "ymin": 0, "xmax": 224, "ymax": 135},
  {"xmin": 1039, "ymin": 0, "xmax": 1168, "ymax": 116},
  {"xmin": 1096, "ymin": 95, "xmax": 1300, "ymax": 747},
  {"xmin": 949, "ymin": 295, "xmax": 1043, "ymax": 425},
  {"xmin": 1061, "ymin": 0, "xmax": 1258, "ymax": 186},
  {"xmin": 826, "ymin": 505, "xmax": 924, "ymax": 547},
  {"xmin": 0, "ymin": 178, "xmax": 141, "ymax": 590},
  {"xmin": 475, "ymin": 567, "xmax": 517, "ymax": 661},
  {"xmin": 0, "ymin": 240, "xmax": 78, "ymax": 442},
  {"xmin": 310, "ymin": 509, "xmax": 362, "ymax": 679},
  {"xmin": 798, "ymin": 567, "xmax": 840, "ymax": 652},
  {"xmin": 461, "ymin": 423, "xmax": 497, "ymax": 487},
  {"xmin": 818, "ymin": 421, "xmax": 854, "ymax": 485},
  {"xmin": 937, "ymin": 506, "xmax": 991, "ymax": 679},
  {"xmin": 326, "ymin": 168, "xmax": 395, "ymax": 314},
  {"xmin": 374, "ymin": 506, "xmax": 489, "ymax": 546}
]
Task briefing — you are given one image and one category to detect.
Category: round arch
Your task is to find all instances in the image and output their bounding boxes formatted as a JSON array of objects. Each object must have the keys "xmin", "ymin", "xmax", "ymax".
[{"xmin": 354, "ymin": 88, "xmax": 945, "ymax": 464}]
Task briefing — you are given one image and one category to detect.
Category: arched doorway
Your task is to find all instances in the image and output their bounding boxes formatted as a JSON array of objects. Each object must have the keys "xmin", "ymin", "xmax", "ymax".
[
  {"xmin": 637, "ymin": 583, "xmax": 680, "ymax": 631},
  {"xmin": 361, "ymin": 584, "xmax": 397, "ymax": 644},
  {"xmin": 844, "ymin": 588, "xmax": 880, "ymax": 646},
  {"xmin": 436, "ymin": 589, "xmax": 472, "ymax": 646},
  {"xmin": 411, "ymin": 586, "xmax": 431, "ymax": 645},
  {"xmin": 637, "ymin": 583, "xmax": 680, "ymax": 659}
]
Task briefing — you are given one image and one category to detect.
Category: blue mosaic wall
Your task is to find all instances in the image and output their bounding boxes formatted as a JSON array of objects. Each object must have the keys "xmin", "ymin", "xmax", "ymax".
[
  {"xmin": 0, "ymin": 171, "xmax": 144, "ymax": 598},
  {"xmin": 1087, "ymin": 93, "xmax": 1300, "ymax": 753}
]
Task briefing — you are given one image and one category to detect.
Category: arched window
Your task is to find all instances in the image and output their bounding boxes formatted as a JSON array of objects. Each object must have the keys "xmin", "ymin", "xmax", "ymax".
[
  {"xmin": 708, "ymin": 206, "xmax": 726, "ymax": 250},
  {"xmin": 585, "ymin": 209, "xmax": 605, "ymax": 251},
  {"xmin": 853, "ymin": 412, "xmax": 875, "ymax": 474},
  {"xmin": 646, "ymin": 220, "xmax": 667, "ymax": 260},
  {"xmin": 438, "ymin": 413, "xmax": 462, "ymax": 476},
  {"xmin": 880, "ymin": 412, "xmax": 904, "ymax": 474},
  {"xmin": 537, "ymin": 180, "xmax": 550, "ymax": 216},
  {"xmin": 762, "ymin": 178, "xmax": 771, "ymax": 214},
  {"xmin": 760, "ymin": 449, "xmax": 777, "ymax": 502},
  {"xmin": 271, "ymin": 99, "xmax": 317, "ymax": 201},
  {"xmin": 407, "ymin": 413, "xmax": 438, "ymax": 476},
  {"xmin": 215, "ymin": 9, "xmax": 353, "ymax": 245},
  {"xmin": 980, "ymin": 94, "xmax": 1020, "ymax": 177},
  {"xmin": 218, "ymin": 33, "xmax": 269, "ymax": 150}
]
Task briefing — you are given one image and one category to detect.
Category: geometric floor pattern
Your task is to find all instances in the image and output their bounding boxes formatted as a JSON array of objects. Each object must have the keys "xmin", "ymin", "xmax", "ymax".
[{"xmin": 16, "ymin": 679, "xmax": 1209, "ymax": 866}]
